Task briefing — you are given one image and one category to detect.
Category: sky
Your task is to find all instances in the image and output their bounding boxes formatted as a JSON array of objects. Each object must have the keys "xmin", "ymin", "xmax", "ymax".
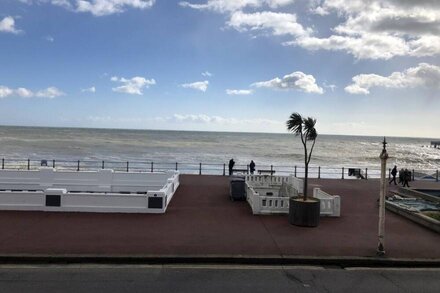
[{"xmin": 0, "ymin": 0, "xmax": 439, "ymax": 138}]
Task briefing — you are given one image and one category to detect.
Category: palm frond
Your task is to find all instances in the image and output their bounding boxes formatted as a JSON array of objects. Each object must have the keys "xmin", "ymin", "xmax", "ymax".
[
  {"xmin": 303, "ymin": 117, "xmax": 317, "ymax": 141},
  {"xmin": 286, "ymin": 112, "xmax": 303, "ymax": 135}
]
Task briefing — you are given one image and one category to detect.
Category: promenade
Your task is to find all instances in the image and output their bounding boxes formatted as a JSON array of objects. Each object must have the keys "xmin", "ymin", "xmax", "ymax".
[{"xmin": 0, "ymin": 175, "xmax": 439, "ymax": 262}]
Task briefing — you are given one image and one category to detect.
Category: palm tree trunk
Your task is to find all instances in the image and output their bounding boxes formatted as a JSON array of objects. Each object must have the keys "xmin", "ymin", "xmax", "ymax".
[{"xmin": 303, "ymin": 144, "xmax": 308, "ymax": 200}]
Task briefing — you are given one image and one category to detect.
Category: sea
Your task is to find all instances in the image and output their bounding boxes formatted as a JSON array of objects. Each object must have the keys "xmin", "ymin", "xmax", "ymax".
[{"xmin": 0, "ymin": 126, "xmax": 439, "ymax": 178}]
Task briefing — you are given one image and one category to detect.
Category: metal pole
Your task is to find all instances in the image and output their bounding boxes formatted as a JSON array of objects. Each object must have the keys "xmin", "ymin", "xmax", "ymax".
[
  {"xmin": 126, "ymin": 161, "xmax": 129, "ymax": 172},
  {"xmin": 365, "ymin": 168, "xmax": 368, "ymax": 180},
  {"xmin": 151, "ymin": 162, "xmax": 154, "ymax": 172},
  {"xmin": 270, "ymin": 165, "xmax": 273, "ymax": 176},
  {"xmin": 27, "ymin": 159, "xmax": 30, "ymax": 170},
  {"xmin": 52, "ymin": 160, "xmax": 55, "ymax": 168},
  {"xmin": 77, "ymin": 160, "xmax": 80, "ymax": 171},
  {"xmin": 247, "ymin": 164, "xmax": 249, "ymax": 174},
  {"xmin": 199, "ymin": 163, "xmax": 202, "ymax": 175},
  {"xmin": 176, "ymin": 162, "xmax": 178, "ymax": 171},
  {"xmin": 223, "ymin": 163, "xmax": 226, "ymax": 176},
  {"xmin": 377, "ymin": 137, "xmax": 388, "ymax": 256},
  {"xmin": 102, "ymin": 160, "xmax": 105, "ymax": 169},
  {"xmin": 437, "ymin": 170, "xmax": 439, "ymax": 182},
  {"xmin": 412, "ymin": 169, "xmax": 415, "ymax": 181},
  {"xmin": 318, "ymin": 166, "xmax": 321, "ymax": 179},
  {"xmin": 294, "ymin": 166, "xmax": 297, "ymax": 177},
  {"xmin": 342, "ymin": 167, "xmax": 344, "ymax": 179},
  {"xmin": 388, "ymin": 168, "xmax": 391, "ymax": 179},
  {"xmin": 1, "ymin": 158, "xmax": 4, "ymax": 169}
]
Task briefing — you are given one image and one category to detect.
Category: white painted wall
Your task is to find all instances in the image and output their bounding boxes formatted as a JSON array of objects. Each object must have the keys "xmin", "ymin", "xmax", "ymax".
[{"xmin": 0, "ymin": 169, "xmax": 180, "ymax": 214}]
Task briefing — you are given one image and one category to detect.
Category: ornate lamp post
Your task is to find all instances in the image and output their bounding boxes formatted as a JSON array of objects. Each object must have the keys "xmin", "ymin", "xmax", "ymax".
[{"xmin": 377, "ymin": 137, "xmax": 388, "ymax": 256}]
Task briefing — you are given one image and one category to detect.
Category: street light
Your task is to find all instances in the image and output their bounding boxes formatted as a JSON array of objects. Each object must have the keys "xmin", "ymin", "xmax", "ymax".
[{"xmin": 377, "ymin": 137, "xmax": 388, "ymax": 256}]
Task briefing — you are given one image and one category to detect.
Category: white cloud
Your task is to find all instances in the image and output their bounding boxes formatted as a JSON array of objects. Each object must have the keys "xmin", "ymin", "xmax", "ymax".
[
  {"xmin": 15, "ymin": 87, "xmax": 34, "ymax": 98},
  {"xmin": 202, "ymin": 71, "xmax": 212, "ymax": 77},
  {"xmin": 20, "ymin": 0, "xmax": 155, "ymax": 16},
  {"xmin": 0, "ymin": 16, "xmax": 22, "ymax": 34},
  {"xmin": 111, "ymin": 76, "xmax": 156, "ymax": 95},
  {"xmin": 76, "ymin": 0, "xmax": 155, "ymax": 16},
  {"xmin": 81, "ymin": 86, "xmax": 96, "ymax": 93},
  {"xmin": 226, "ymin": 89, "xmax": 253, "ymax": 95},
  {"xmin": 35, "ymin": 87, "xmax": 65, "ymax": 98},
  {"xmin": 45, "ymin": 35, "xmax": 55, "ymax": 42},
  {"xmin": 170, "ymin": 113, "xmax": 282, "ymax": 126},
  {"xmin": 301, "ymin": 0, "xmax": 440, "ymax": 59},
  {"xmin": 0, "ymin": 86, "xmax": 14, "ymax": 98},
  {"xmin": 179, "ymin": 0, "xmax": 296, "ymax": 13},
  {"xmin": 183, "ymin": 0, "xmax": 440, "ymax": 60},
  {"xmin": 252, "ymin": 71, "xmax": 324, "ymax": 94},
  {"xmin": 345, "ymin": 63, "xmax": 440, "ymax": 94},
  {"xmin": 0, "ymin": 86, "xmax": 64, "ymax": 99},
  {"xmin": 227, "ymin": 11, "xmax": 310, "ymax": 38},
  {"xmin": 181, "ymin": 80, "xmax": 209, "ymax": 92}
]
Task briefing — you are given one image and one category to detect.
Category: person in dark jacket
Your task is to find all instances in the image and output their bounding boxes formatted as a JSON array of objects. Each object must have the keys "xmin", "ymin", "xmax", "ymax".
[
  {"xmin": 403, "ymin": 168, "xmax": 411, "ymax": 187},
  {"xmin": 249, "ymin": 160, "xmax": 256, "ymax": 174},
  {"xmin": 228, "ymin": 158, "xmax": 235, "ymax": 176},
  {"xmin": 389, "ymin": 165, "xmax": 397, "ymax": 185}
]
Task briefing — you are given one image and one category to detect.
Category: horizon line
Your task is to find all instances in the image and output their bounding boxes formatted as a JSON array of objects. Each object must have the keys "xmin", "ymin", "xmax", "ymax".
[{"xmin": 0, "ymin": 123, "xmax": 438, "ymax": 141}]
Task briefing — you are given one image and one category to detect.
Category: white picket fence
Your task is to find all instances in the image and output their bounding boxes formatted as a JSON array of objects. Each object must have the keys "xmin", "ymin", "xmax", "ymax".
[
  {"xmin": 245, "ymin": 175, "xmax": 340, "ymax": 217},
  {"xmin": 0, "ymin": 168, "xmax": 180, "ymax": 214}
]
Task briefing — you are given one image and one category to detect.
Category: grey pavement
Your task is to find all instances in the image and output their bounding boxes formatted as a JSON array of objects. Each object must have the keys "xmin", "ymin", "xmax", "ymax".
[{"xmin": 0, "ymin": 265, "xmax": 439, "ymax": 293}]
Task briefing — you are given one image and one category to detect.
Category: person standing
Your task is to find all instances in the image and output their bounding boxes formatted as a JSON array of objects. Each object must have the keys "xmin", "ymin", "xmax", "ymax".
[
  {"xmin": 228, "ymin": 158, "xmax": 235, "ymax": 176},
  {"xmin": 403, "ymin": 168, "xmax": 411, "ymax": 187},
  {"xmin": 389, "ymin": 165, "xmax": 397, "ymax": 185},
  {"xmin": 249, "ymin": 160, "xmax": 256, "ymax": 174}
]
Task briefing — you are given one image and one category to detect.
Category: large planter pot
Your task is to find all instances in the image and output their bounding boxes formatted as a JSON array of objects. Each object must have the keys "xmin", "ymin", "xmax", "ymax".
[{"xmin": 289, "ymin": 197, "xmax": 320, "ymax": 227}]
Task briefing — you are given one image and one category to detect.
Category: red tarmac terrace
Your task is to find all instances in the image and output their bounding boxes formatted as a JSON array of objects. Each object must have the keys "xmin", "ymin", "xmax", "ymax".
[{"xmin": 0, "ymin": 175, "xmax": 439, "ymax": 265}]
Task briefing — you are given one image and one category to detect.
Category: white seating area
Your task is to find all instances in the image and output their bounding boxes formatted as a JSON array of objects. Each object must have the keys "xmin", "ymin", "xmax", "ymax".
[
  {"xmin": 0, "ymin": 168, "xmax": 180, "ymax": 214},
  {"xmin": 245, "ymin": 175, "xmax": 340, "ymax": 217}
]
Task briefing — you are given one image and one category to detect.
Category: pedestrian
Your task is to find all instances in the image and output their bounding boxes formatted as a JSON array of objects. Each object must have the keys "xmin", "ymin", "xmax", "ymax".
[
  {"xmin": 403, "ymin": 168, "xmax": 411, "ymax": 187},
  {"xmin": 389, "ymin": 165, "xmax": 397, "ymax": 185},
  {"xmin": 228, "ymin": 158, "xmax": 235, "ymax": 176},
  {"xmin": 249, "ymin": 160, "xmax": 256, "ymax": 174},
  {"xmin": 398, "ymin": 168, "xmax": 404, "ymax": 184}
]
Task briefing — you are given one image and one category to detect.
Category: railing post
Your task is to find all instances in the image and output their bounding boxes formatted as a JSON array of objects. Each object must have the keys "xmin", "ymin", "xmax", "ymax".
[
  {"xmin": 294, "ymin": 166, "xmax": 297, "ymax": 177},
  {"xmin": 318, "ymin": 166, "xmax": 321, "ymax": 179},
  {"xmin": 247, "ymin": 164, "xmax": 249, "ymax": 173},
  {"xmin": 270, "ymin": 165, "xmax": 273, "ymax": 175},
  {"xmin": 175, "ymin": 162, "xmax": 178, "ymax": 171},
  {"xmin": 223, "ymin": 163, "xmax": 226, "ymax": 176},
  {"xmin": 102, "ymin": 160, "xmax": 105, "ymax": 169},
  {"xmin": 1, "ymin": 158, "xmax": 4, "ymax": 169},
  {"xmin": 27, "ymin": 159, "xmax": 30, "ymax": 170},
  {"xmin": 412, "ymin": 169, "xmax": 415, "ymax": 181},
  {"xmin": 52, "ymin": 160, "xmax": 55, "ymax": 168},
  {"xmin": 342, "ymin": 167, "xmax": 344, "ymax": 179},
  {"xmin": 436, "ymin": 170, "xmax": 439, "ymax": 182},
  {"xmin": 77, "ymin": 160, "xmax": 80, "ymax": 171},
  {"xmin": 126, "ymin": 161, "xmax": 129, "ymax": 172},
  {"xmin": 365, "ymin": 168, "xmax": 368, "ymax": 180},
  {"xmin": 151, "ymin": 162, "xmax": 154, "ymax": 172},
  {"xmin": 199, "ymin": 163, "xmax": 202, "ymax": 175},
  {"xmin": 388, "ymin": 168, "xmax": 391, "ymax": 179}
]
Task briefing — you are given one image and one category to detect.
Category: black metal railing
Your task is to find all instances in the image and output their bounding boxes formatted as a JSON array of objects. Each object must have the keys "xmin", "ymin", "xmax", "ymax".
[{"xmin": 0, "ymin": 158, "xmax": 438, "ymax": 181}]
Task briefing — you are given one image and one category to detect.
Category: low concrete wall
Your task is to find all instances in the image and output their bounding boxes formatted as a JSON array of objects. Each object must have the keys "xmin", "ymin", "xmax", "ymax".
[{"xmin": 386, "ymin": 201, "xmax": 440, "ymax": 233}]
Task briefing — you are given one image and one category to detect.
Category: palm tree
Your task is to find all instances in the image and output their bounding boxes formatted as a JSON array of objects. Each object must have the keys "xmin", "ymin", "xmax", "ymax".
[{"xmin": 286, "ymin": 112, "xmax": 317, "ymax": 201}]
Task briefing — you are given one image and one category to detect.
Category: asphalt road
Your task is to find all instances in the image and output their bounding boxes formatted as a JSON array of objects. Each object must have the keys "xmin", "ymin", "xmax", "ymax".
[{"xmin": 0, "ymin": 265, "xmax": 439, "ymax": 293}]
